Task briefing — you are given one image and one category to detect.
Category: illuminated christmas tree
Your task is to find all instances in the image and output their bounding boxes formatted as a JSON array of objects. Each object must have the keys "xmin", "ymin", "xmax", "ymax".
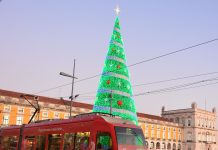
[{"xmin": 93, "ymin": 11, "xmax": 138, "ymax": 124}]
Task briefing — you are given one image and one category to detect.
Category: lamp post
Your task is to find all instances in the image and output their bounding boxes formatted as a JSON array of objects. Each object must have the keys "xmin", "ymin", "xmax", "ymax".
[{"xmin": 60, "ymin": 59, "xmax": 78, "ymax": 118}]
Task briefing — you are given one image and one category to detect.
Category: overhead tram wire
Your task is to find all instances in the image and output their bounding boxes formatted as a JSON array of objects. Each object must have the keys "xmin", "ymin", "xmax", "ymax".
[
  {"xmin": 58, "ymin": 77, "xmax": 218, "ymax": 101},
  {"xmin": 76, "ymin": 71, "xmax": 218, "ymax": 96},
  {"xmin": 135, "ymin": 81, "xmax": 218, "ymax": 97},
  {"xmin": 133, "ymin": 77, "xmax": 218, "ymax": 97},
  {"xmin": 133, "ymin": 71, "xmax": 218, "ymax": 87},
  {"xmin": 34, "ymin": 38, "xmax": 218, "ymax": 95}
]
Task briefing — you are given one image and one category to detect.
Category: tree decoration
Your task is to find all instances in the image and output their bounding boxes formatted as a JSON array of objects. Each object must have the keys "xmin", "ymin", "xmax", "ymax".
[
  {"xmin": 117, "ymin": 100, "xmax": 123, "ymax": 106},
  {"xmin": 93, "ymin": 16, "xmax": 138, "ymax": 125},
  {"xmin": 107, "ymin": 80, "xmax": 111, "ymax": 84}
]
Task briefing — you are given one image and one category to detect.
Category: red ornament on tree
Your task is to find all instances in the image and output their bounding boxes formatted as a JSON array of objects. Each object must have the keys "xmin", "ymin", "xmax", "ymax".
[
  {"xmin": 107, "ymin": 80, "xmax": 111, "ymax": 84},
  {"xmin": 117, "ymin": 100, "xmax": 123, "ymax": 106},
  {"xmin": 117, "ymin": 65, "xmax": 121, "ymax": 69},
  {"xmin": 112, "ymin": 48, "xmax": 115, "ymax": 51}
]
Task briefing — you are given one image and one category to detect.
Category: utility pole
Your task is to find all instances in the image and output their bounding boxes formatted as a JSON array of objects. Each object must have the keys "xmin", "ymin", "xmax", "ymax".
[{"xmin": 60, "ymin": 59, "xmax": 79, "ymax": 118}]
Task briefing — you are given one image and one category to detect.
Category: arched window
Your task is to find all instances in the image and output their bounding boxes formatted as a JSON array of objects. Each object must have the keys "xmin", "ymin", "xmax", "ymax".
[
  {"xmin": 172, "ymin": 143, "xmax": 176, "ymax": 150},
  {"xmin": 150, "ymin": 141, "xmax": 155, "ymax": 149},
  {"xmin": 162, "ymin": 142, "xmax": 166, "ymax": 149},
  {"xmin": 167, "ymin": 143, "xmax": 171, "ymax": 150},
  {"xmin": 156, "ymin": 142, "xmax": 160, "ymax": 149}
]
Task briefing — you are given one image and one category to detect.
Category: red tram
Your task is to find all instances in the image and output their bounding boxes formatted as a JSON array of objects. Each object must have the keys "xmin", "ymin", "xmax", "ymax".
[{"xmin": 0, "ymin": 113, "xmax": 147, "ymax": 150}]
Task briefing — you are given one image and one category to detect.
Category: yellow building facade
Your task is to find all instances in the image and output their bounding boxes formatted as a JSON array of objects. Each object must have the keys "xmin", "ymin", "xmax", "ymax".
[{"xmin": 138, "ymin": 113, "xmax": 183, "ymax": 149}]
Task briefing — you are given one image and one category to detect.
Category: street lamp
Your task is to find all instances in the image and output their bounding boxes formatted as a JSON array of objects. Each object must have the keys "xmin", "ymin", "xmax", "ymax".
[{"xmin": 60, "ymin": 59, "xmax": 78, "ymax": 118}]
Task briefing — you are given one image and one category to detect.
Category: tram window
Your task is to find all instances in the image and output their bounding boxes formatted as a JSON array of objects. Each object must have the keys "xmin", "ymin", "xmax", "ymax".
[
  {"xmin": 74, "ymin": 132, "xmax": 90, "ymax": 150},
  {"xmin": 2, "ymin": 136, "xmax": 10, "ymax": 149},
  {"xmin": 63, "ymin": 133, "xmax": 75, "ymax": 150},
  {"xmin": 36, "ymin": 136, "xmax": 46, "ymax": 150},
  {"xmin": 25, "ymin": 136, "xmax": 35, "ymax": 150},
  {"xmin": 96, "ymin": 132, "xmax": 112, "ymax": 150},
  {"xmin": 48, "ymin": 134, "xmax": 62, "ymax": 150},
  {"xmin": 2, "ymin": 136, "xmax": 18, "ymax": 149}
]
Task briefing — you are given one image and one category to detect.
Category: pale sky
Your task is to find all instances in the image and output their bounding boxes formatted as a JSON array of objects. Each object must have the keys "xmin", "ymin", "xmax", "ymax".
[{"xmin": 0, "ymin": 1, "xmax": 218, "ymax": 116}]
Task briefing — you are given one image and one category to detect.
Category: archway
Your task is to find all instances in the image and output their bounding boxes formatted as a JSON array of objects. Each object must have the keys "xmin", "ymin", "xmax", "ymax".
[
  {"xmin": 162, "ymin": 142, "xmax": 166, "ymax": 149},
  {"xmin": 150, "ymin": 141, "xmax": 155, "ymax": 149},
  {"xmin": 167, "ymin": 143, "xmax": 171, "ymax": 150},
  {"xmin": 172, "ymin": 143, "xmax": 176, "ymax": 150},
  {"xmin": 178, "ymin": 144, "xmax": 181, "ymax": 150},
  {"xmin": 156, "ymin": 142, "xmax": 160, "ymax": 149}
]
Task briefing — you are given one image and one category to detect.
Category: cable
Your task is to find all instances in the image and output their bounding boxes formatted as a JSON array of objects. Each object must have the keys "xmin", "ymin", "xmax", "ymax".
[
  {"xmin": 133, "ymin": 77, "xmax": 218, "ymax": 97},
  {"xmin": 34, "ymin": 38, "xmax": 218, "ymax": 95},
  {"xmin": 76, "ymin": 71, "xmax": 218, "ymax": 96},
  {"xmin": 134, "ymin": 71, "xmax": 218, "ymax": 87}
]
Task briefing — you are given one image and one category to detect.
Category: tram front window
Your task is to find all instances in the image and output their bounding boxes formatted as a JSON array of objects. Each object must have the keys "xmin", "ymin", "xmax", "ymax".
[{"xmin": 115, "ymin": 126, "xmax": 146, "ymax": 150}]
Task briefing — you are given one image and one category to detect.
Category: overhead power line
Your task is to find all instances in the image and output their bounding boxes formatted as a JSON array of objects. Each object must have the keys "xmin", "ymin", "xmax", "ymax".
[
  {"xmin": 133, "ymin": 71, "xmax": 218, "ymax": 87},
  {"xmin": 133, "ymin": 77, "xmax": 218, "ymax": 97},
  {"xmin": 77, "ymin": 71, "xmax": 218, "ymax": 96},
  {"xmin": 34, "ymin": 38, "xmax": 218, "ymax": 95},
  {"xmin": 57, "ymin": 77, "xmax": 218, "ymax": 101}
]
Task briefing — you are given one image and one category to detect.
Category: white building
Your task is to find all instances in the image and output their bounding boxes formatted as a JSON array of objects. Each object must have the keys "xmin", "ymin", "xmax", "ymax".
[{"xmin": 162, "ymin": 103, "xmax": 217, "ymax": 150}]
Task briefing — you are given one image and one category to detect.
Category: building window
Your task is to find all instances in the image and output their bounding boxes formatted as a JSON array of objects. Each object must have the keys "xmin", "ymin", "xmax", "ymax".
[
  {"xmin": 16, "ymin": 116, "xmax": 23, "ymax": 125},
  {"xmin": 64, "ymin": 113, "xmax": 70, "ymax": 119},
  {"xmin": 198, "ymin": 133, "xmax": 201, "ymax": 141},
  {"xmin": 18, "ymin": 107, "xmax": 24, "ymax": 114},
  {"xmin": 54, "ymin": 112, "xmax": 59, "ymax": 119},
  {"xmin": 42, "ymin": 111, "xmax": 48, "ymax": 117},
  {"xmin": 3, "ymin": 115, "xmax": 9, "ymax": 125},
  {"xmin": 168, "ymin": 128, "xmax": 171, "ymax": 140},
  {"xmin": 187, "ymin": 132, "xmax": 192, "ymax": 142},
  {"xmin": 198, "ymin": 119, "xmax": 200, "ymax": 126},
  {"xmin": 4, "ymin": 105, "xmax": 11, "ymax": 112},
  {"xmin": 178, "ymin": 134, "xmax": 181, "ymax": 141},
  {"xmin": 151, "ymin": 130, "xmax": 154, "ymax": 138},
  {"xmin": 213, "ymin": 135, "xmax": 216, "ymax": 142},
  {"xmin": 187, "ymin": 119, "xmax": 191, "ymax": 126},
  {"xmin": 157, "ymin": 130, "xmax": 160, "ymax": 139},
  {"xmin": 163, "ymin": 131, "xmax": 166, "ymax": 139},
  {"xmin": 173, "ymin": 132, "xmax": 176, "ymax": 140}
]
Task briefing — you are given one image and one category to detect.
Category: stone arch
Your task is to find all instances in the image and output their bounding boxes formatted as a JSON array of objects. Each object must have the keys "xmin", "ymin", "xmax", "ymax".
[
  {"xmin": 167, "ymin": 143, "xmax": 171, "ymax": 150},
  {"xmin": 150, "ymin": 141, "xmax": 155, "ymax": 149},
  {"xmin": 145, "ymin": 141, "xmax": 149, "ymax": 149},
  {"xmin": 172, "ymin": 143, "xmax": 176, "ymax": 150},
  {"xmin": 162, "ymin": 142, "xmax": 166, "ymax": 149},
  {"xmin": 178, "ymin": 144, "xmax": 181, "ymax": 150},
  {"xmin": 156, "ymin": 142, "xmax": 160, "ymax": 149}
]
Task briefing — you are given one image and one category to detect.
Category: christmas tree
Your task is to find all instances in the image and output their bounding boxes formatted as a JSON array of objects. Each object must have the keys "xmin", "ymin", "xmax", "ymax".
[{"xmin": 93, "ymin": 14, "xmax": 138, "ymax": 125}]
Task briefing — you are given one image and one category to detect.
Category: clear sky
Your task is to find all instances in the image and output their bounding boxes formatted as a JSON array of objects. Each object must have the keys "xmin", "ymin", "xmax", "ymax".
[{"xmin": 0, "ymin": 1, "xmax": 218, "ymax": 116}]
